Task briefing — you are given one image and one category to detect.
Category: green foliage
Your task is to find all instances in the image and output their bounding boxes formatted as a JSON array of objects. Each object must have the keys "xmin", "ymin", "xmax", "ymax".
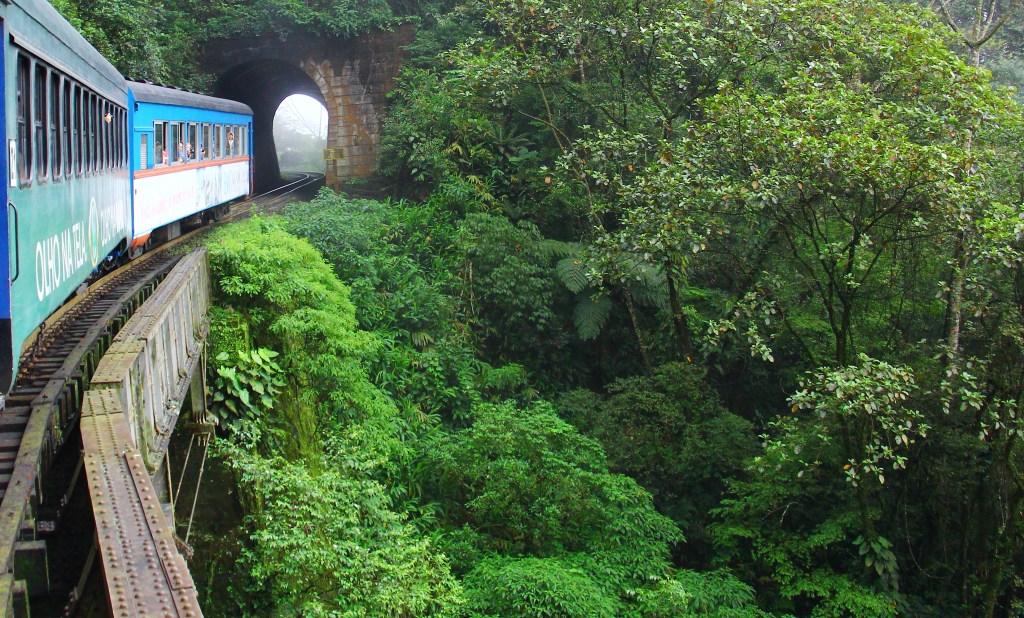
[
  {"xmin": 210, "ymin": 349, "xmax": 285, "ymax": 447},
  {"xmin": 464, "ymin": 556, "xmax": 618, "ymax": 617},
  {"xmin": 786, "ymin": 356, "xmax": 926, "ymax": 487},
  {"xmin": 225, "ymin": 446, "xmax": 465, "ymax": 616},
  {"xmin": 207, "ymin": 0, "xmax": 398, "ymax": 40},
  {"xmin": 429, "ymin": 399, "xmax": 682, "ymax": 588},
  {"xmin": 559, "ymin": 363, "xmax": 756, "ymax": 562},
  {"xmin": 713, "ymin": 357, "xmax": 929, "ymax": 614},
  {"xmin": 49, "ymin": 0, "xmax": 189, "ymax": 83},
  {"xmin": 458, "ymin": 213, "xmax": 586, "ymax": 384},
  {"xmin": 635, "ymin": 569, "xmax": 765, "ymax": 618}
]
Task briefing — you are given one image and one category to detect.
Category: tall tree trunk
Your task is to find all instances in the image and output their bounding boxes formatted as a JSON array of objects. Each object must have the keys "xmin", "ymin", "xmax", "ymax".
[
  {"xmin": 623, "ymin": 289, "xmax": 653, "ymax": 372},
  {"xmin": 945, "ymin": 235, "xmax": 968, "ymax": 369},
  {"xmin": 664, "ymin": 262, "xmax": 692, "ymax": 358}
]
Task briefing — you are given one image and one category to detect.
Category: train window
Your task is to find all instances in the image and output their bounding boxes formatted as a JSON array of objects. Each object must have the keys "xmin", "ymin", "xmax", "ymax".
[
  {"xmin": 93, "ymin": 95, "xmax": 99, "ymax": 172},
  {"xmin": 103, "ymin": 101, "xmax": 111, "ymax": 170},
  {"xmin": 34, "ymin": 63, "xmax": 48, "ymax": 181},
  {"xmin": 49, "ymin": 73, "xmax": 60, "ymax": 180},
  {"xmin": 83, "ymin": 92, "xmax": 91, "ymax": 174},
  {"xmin": 91, "ymin": 94, "xmax": 97, "ymax": 173},
  {"xmin": 212, "ymin": 124, "xmax": 221, "ymax": 159},
  {"xmin": 154, "ymin": 121, "xmax": 166, "ymax": 166},
  {"xmin": 170, "ymin": 122, "xmax": 181, "ymax": 164},
  {"xmin": 16, "ymin": 54, "xmax": 30, "ymax": 184},
  {"xmin": 62, "ymin": 79, "xmax": 71, "ymax": 178},
  {"xmin": 122, "ymin": 109, "xmax": 128, "ymax": 167},
  {"xmin": 227, "ymin": 125, "xmax": 237, "ymax": 156},
  {"xmin": 139, "ymin": 134, "xmax": 148, "ymax": 169},
  {"xmin": 112, "ymin": 107, "xmax": 118, "ymax": 168},
  {"xmin": 99, "ymin": 101, "xmax": 106, "ymax": 171},
  {"xmin": 106, "ymin": 102, "xmax": 112, "ymax": 170},
  {"xmin": 187, "ymin": 122, "xmax": 198, "ymax": 162},
  {"xmin": 116, "ymin": 108, "xmax": 123, "ymax": 168},
  {"xmin": 201, "ymin": 123, "xmax": 211, "ymax": 160},
  {"xmin": 72, "ymin": 85, "xmax": 81, "ymax": 175}
]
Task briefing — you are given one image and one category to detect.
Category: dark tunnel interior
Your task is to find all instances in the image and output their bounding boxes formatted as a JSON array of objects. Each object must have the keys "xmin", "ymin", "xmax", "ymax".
[{"xmin": 213, "ymin": 59, "xmax": 326, "ymax": 193}]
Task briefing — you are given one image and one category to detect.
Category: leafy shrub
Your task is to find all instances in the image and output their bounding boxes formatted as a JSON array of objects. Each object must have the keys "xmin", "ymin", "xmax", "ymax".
[
  {"xmin": 558, "ymin": 362, "xmax": 756, "ymax": 559},
  {"xmin": 464, "ymin": 556, "xmax": 618, "ymax": 617},
  {"xmin": 210, "ymin": 348, "xmax": 285, "ymax": 447},
  {"xmin": 226, "ymin": 447, "xmax": 465, "ymax": 616},
  {"xmin": 429, "ymin": 399, "xmax": 682, "ymax": 596}
]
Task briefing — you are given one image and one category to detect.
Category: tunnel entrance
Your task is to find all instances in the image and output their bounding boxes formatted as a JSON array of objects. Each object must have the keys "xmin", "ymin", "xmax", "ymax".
[
  {"xmin": 213, "ymin": 60, "xmax": 325, "ymax": 192},
  {"xmin": 274, "ymin": 95, "xmax": 328, "ymax": 175}
]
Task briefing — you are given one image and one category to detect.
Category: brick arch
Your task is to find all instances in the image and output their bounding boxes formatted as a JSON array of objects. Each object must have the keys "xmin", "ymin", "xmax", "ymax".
[{"xmin": 205, "ymin": 26, "xmax": 413, "ymax": 190}]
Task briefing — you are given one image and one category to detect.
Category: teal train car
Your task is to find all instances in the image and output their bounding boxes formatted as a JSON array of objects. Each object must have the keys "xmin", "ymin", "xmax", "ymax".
[{"xmin": 0, "ymin": 0, "xmax": 131, "ymax": 395}]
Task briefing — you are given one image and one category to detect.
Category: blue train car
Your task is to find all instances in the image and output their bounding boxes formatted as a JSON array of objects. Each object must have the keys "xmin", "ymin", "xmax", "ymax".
[
  {"xmin": 0, "ymin": 0, "xmax": 131, "ymax": 395},
  {"xmin": 128, "ymin": 82, "xmax": 252, "ymax": 251}
]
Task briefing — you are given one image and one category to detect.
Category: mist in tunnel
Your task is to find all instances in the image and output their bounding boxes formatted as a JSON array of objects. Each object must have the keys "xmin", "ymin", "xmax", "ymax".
[{"xmin": 274, "ymin": 95, "xmax": 328, "ymax": 174}]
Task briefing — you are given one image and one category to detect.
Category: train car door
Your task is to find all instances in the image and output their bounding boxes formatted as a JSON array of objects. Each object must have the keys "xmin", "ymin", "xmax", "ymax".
[{"xmin": 0, "ymin": 16, "xmax": 13, "ymax": 397}]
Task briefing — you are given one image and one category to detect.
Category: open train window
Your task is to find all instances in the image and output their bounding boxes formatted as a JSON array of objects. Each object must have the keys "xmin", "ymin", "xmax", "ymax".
[
  {"xmin": 170, "ymin": 122, "xmax": 182, "ymax": 164},
  {"xmin": 154, "ymin": 121, "xmax": 167, "ymax": 166},
  {"xmin": 103, "ymin": 101, "xmax": 111, "ymax": 170},
  {"xmin": 213, "ymin": 124, "xmax": 222, "ymax": 159},
  {"xmin": 16, "ymin": 54, "xmax": 30, "ymax": 185},
  {"xmin": 33, "ymin": 63, "xmax": 47, "ymax": 182},
  {"xmin": 201, "ymin": 123, "xmax": 211, "ymax": 160},
  {"xmin": 188, "ymin": 122, "xmax": 198, "ymax": 162}
]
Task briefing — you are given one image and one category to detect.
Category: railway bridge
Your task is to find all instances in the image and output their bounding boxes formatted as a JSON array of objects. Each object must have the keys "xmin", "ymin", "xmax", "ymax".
[
  {"xmin": 0, "ymin": 248, "xmax": 215, "ymax": 617},
  {"xmin": 202, "ymin": 26, "xmax": 413, "ymax": 192}
]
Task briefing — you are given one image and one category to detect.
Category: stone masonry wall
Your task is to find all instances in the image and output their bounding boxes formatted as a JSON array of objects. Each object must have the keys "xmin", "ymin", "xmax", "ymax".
[{"xmin": 302, "ymin": 26, "xmax": 413, "ymax": 188}]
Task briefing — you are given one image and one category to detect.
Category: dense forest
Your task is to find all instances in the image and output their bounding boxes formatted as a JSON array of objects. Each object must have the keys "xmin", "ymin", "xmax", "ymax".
[{"xmin": 56, "ymin": 0, "xmax": 1024, "ymax": 615}]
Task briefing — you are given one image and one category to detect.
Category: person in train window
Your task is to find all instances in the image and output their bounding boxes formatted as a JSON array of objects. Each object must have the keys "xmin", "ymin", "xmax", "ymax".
[
  {"xmin": 186, "ymin": 142, "xmax": 194, "ymax": 160},
  {"xmin": 162, "ymin": 149, "xmax": 169, "ymax": 165},
  {"xmin": 227, "ymin": 130, "xmax": 235, "ymax": 156},
  {"xmin": 177, "ymin": 140, "xmax": 186, "ymax": 162}
]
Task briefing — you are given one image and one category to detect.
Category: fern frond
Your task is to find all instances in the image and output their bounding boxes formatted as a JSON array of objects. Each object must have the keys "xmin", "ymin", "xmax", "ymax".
[
  {"xmin": 573, "ymin": 294, "xmax": 613, "ymax": 341},
  {"xmin": 556, "ymin": 257, "xmax": 591, "ymax": 294},
  {"xmin": 538, "ymin": 239, "xmax": 580, "ymax": 261}
]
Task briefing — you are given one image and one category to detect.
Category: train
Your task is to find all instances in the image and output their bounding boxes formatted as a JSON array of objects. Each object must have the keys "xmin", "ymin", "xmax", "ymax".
[{"xmin": 0, "ymin": 0, "xmax": 255, "ymax": 398}]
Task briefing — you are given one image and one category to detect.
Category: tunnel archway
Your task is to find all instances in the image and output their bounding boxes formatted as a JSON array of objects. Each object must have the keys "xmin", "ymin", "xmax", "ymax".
[
  {"xmin": 201, "ymin": 26, "xmax": 413, "ymax": 190},
  {"xmin": 214, "ymin": 60, "xmax": 325, "ymax": 192}
]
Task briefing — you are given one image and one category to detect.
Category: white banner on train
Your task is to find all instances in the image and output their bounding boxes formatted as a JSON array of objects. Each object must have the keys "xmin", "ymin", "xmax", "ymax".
[{"xmin": 132, "ymin": 161, "xmax": 249, "ymax": 236}]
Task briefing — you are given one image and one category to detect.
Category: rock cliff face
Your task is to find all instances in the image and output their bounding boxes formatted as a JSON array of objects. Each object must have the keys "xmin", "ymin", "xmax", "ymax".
[{"xmin": 203, "ymin": 25, "xmax": 414, "ymax": 190}]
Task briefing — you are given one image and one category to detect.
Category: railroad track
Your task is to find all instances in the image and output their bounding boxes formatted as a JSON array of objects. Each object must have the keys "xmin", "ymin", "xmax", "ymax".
[{"xmin": 0, "ymin": 171, "xmax": 324, "ymax": 615}]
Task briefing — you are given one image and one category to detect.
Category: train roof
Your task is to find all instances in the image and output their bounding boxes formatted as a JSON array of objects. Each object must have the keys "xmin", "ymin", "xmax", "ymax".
[
  {"xmin": 6, "ymin": 0, "xmax": 127, "ymax": 102},
  {"xmin": 129, "ymin": 82, "xmax": 253, "ymax": 116}
]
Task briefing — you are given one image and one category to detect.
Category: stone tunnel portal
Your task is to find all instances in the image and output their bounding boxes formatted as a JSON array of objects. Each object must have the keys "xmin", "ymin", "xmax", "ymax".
[
  {"xmin": 214, "ymin": 59, "xmax": 322, "ymax": 193},
  {"xmin": 202, "ymin": 26, "xmax": 413, "ymax": 191}
]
